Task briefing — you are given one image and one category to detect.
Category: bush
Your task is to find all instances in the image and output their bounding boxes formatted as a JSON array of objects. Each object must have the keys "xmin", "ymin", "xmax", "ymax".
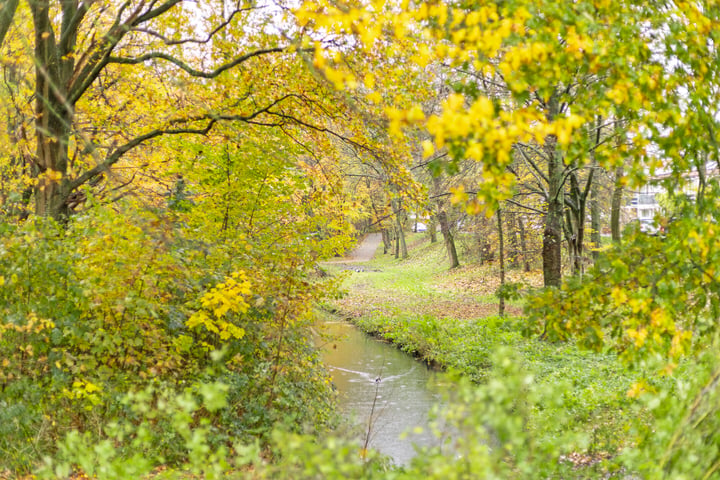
[{"xmin": 0, "ymin": 205, "xmax": 338, "ymax": 475}]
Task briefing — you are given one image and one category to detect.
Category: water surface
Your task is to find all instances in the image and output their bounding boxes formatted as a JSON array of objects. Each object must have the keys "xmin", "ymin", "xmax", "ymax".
[{"xmin": 320, "ymin": 321, "xmax": 446, "ymax": 465}]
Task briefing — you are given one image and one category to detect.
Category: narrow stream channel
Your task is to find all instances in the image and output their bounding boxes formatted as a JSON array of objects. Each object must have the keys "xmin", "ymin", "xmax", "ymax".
[{"xmin": 320, "ymin": 320, "xmax": 446, "ymax": 466}]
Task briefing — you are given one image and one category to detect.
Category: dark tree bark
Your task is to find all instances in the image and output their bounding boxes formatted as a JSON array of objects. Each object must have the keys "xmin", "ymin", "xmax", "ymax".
[
  {"xmin": 611, "ymin": 166, "xmax": 624, "ymax": 243},
  {"xmin": 587, "ymin": 115, "xmax": 604, "ymax": 261},
  {"xmin": 428, "ymin": 216, "xmax": 438, "ymax": 243},
  {"xmin": 518, "ymin": 215, "xmax": 531, "ymax": 272},
  {"xmin": 506, "ymin": 210, "xmax": 520, "ymax": 268},
  {"xmin": 564, "ymin": 167, "xmax": 594, "ymax": 275},
  {"xmin": 30, "ymin": 0, "xmax": 77, "ymax": 219},
  {"xmin": 540, "ymin": 92, "xmax": 564, "ymax": 287},
  {"xmin": 590, "ymin": 179, "xmax": 601, "ymax": 261},
  {"xmin": 15, "ymin": 0, "xmax": 297, "ymax": 221},
  {"xmin": 381, "ymin": 228, "xmax": 392, "ymax": 254},
  {"xmin": 437, "ymin": 207, "xmax": 460, "ymax": 268},
  {"xmin": 392, "ymin": 197, "xmax": 408, "ymax": 259},
  {"xmin": 543, "ymin": 155, "xmax": 563, "ymax": 284},
  {"xmin": 394, "ymin": 225, "xmax": 399, "ymax": 258},
  {"xmin": 497, "ymin": 208, "xmax": 505, "ymax": 316},
  {"xmin": 430, "ymin": 176, "xmax": 458, "ymax": 267}
]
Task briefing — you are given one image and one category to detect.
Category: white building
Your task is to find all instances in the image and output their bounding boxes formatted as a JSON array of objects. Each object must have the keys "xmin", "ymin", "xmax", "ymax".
[
  {"xmin": 627, "ymin": 183, "xmax": 664, "ymax": 226},
  {"xmin": 627, "ymin": 165, "xmax": 714, "ymax": 228}
]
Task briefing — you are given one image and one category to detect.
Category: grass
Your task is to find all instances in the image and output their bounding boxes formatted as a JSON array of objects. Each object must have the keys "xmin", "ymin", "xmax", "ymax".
[{"xmin": 324, "ymin": 231, "xmax": 640, "ymax": 459}]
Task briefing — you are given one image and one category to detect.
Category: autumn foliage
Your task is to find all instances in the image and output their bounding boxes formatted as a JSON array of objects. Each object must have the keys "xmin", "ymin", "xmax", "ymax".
[{"xmin": 0, "ymin": 0, "xmax": 718, "ymax": 476}]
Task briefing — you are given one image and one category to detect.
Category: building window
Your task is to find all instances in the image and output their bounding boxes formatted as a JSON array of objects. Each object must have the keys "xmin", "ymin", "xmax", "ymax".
[{"xmin": 639, "ymin": 208, "xmax": 655, "ymax": 219}]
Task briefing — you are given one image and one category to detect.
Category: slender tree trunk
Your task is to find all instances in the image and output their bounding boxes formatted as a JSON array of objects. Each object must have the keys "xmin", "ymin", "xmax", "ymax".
[
  {"xmin": 575, "ymin": 191, "xmax": 587, "ymax": 275},
  {"xmin": 394, "ymin": 225, "xmax": 399, "ymax": 259},
  {"xmin": 381, "ymin": 228, "xmax": 391, "ymax": 254},
  {"xmin": 611, "ymin": 166, "xmax": 624, "ymax": 243},
  {"xmin": 518, "ymin": 215, "xmax": 531, "ymax": 272},
  {"xmin": 566, "ymin": 169, "xmax": 592, "ymax": 276},
  {"xmin": 506, "ymin": 210, "xmax": 520, "ymax": 268},
  {"xmin": 428, "ymin": 216, "xmax": 438, "ymax": 243},
  {"xmin": 589, "ymin": 117, "xmax": 602, "ymax": 261},
  {"xmin": 497, "ymin": 208, "xmax": 505, "ymax": 316},
  {"xmin": 397, "ymin": 221, "xmax": 408, "ymax": 259},
  {"xmin": 590, "ymin": 173, "xmax": 601, "ymax": 261},
  {"xmin": 438, "ymin": 208, "xmax": 459, "ymax": 268},
  {"xmin": 392, "ymin": 198, "xmax": 408, "ymax": 259},
  {"xmin": 564, "ymin": 209, "xmax": 579, "ymax": 275}
]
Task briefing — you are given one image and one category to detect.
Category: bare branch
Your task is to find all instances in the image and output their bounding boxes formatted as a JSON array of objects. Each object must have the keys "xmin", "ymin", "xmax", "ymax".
[
  {"xmin": 69, "ymin": 94, "xmax": 300, "ymax": 191},
  {"xmin": 505, "ymin": 198, "xmax": 546, "ymax": 215},
  {"xmin": 410, "ymin": 152, "xmax": 449, "ymax": 170},
  {"xmin": 107, "ymin": 46, "xmax": 294, "ymax": 79},
  {"xmin": 133, "ymin": 4, "xmax": 258, "ymax": 46},
  {"xmin": 69, "ymin": 0, "xmax": 184, "ymax": 103},
  {"xmin": 515, "ymin": 143, "xmax": 550, "ymax": 193}
]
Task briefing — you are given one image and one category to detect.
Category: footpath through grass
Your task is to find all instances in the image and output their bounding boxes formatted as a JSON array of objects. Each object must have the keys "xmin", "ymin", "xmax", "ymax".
[{"xmin": 325, "ymin": 233, "xmax": 639, "ymax": 462}]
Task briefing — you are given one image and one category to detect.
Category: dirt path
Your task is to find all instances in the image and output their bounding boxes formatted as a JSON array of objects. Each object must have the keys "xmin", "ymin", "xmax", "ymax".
[{"xmin": 324, "ymin": 233, "xmax": 382, "ymax": 264}]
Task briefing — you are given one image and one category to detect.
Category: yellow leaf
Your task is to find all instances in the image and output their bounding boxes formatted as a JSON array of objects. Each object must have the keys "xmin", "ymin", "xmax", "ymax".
[
  {"xmin": 406, "ymin": 105, "xmax": 425, "ymax": 123},
  {"xmin": 421, "ymin": 140, "xmax": 434, "ymax": 158},
  {"xmin": 626, "ymin": 380, "xmax": 648, "ymax": 398},
  {"xmin": 449, "ymin": 185, "xmax": 468, "ymax": 204}
]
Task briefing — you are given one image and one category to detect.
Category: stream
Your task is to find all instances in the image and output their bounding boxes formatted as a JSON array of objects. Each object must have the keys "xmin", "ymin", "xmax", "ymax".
[{"xmin": 320, "ymin": 320, "xmax": 448, "ymax": 466}]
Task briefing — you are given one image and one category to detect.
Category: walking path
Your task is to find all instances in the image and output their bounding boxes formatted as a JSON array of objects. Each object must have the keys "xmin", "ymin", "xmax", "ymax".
[{"xmin": 324, "ymin": 233, "xmax": 382, "ymax": 264}]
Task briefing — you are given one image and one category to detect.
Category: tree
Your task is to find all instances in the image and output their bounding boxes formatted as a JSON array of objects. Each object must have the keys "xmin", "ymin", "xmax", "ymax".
[
  {"xmin": 0, "ymin": 1, "xmax": 340, "ymax": 221},
  {"xmin": 296, "ymin": 0, "xmax": 701, "ymax": 287}
]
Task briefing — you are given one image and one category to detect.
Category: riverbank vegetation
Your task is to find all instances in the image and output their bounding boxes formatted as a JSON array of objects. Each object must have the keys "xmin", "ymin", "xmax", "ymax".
[
  {"xmin": 323, "ymin": 229, "xmax": 720, "ymax": 478},
  {"xmin": 326, "ymin": 234, "xmax": 639, "ymax": 474}
]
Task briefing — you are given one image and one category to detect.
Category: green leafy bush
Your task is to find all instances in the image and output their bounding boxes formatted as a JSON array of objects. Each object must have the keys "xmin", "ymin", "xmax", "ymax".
[{"xmin": 0, "ymin": 204, "xmax": 339, "ymax": 475}]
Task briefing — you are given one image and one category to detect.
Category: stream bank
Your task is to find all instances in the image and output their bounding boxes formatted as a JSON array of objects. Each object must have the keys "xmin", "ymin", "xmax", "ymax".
[
  {"xmin": 318, "ymin": 318, "xmax": 449, "ymax": 466},
  {"xmin": 322, "ymin": 232, "xmax": 638, "ymax": 463}
]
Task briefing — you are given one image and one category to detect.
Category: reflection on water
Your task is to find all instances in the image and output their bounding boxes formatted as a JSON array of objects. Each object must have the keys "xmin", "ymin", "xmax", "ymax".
[{"xmin": 320, "ymin": 321, "xmax": 445, "ymax": 466}]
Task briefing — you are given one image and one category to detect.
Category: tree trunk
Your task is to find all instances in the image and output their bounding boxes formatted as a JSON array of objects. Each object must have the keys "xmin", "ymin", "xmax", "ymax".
[
  {"xmin": 518, "ymin": 215, "xmax": 531, "ymax": 272},
  {"xmin": 543, "ymin": 141, "xmax": 563, "ymax": 287},
  {"xmin": 397, "ymin": 222, "xmax": 407, "ymax": 259},
  {"xmin": 506, "ymin": 210, "xmax": 520, "ymax": 268},
  {"xmin": 394, "ymin": 225, "xmax": 399, "ymax": 258},
  {"xmin": 565, "ymin": 168, "xmax": 592, "ymax": 276},
  {"xmin": 590, "ymin": 173, "xmax": 601, "ymax": 261},
  {"xmin": 392, "ymin": 198, "xmax": 408, "ymax": 259},
  {"xmin": 590, "ymin": 117, "xmax": 602, "ymax": 261},
  {"xmin": 543, "ymin": 95, "xmax": 563, "ymax": 288},
  {"xmin": 564, "ymin": 208, "xmax": 579, "ymax": 274},
  {"xmin": 428, "ymin": 216, "xmax": 438, "ymax": 243},
  {"xmin": 438, "ymin": 208, "xmax": 459, "ymax": 268},
  {"xmin": 497, "ymin": 208, "xmax": 505, "ymax": 316},
  {"xmin": 382, "ymin": 228, "xmax": 392, "ymax": 254},
  {"xmin": 611, "ymin": 166, "xmax": 624, "ymax": 243},
  {"xmin": 31, "ymin": 0, "xmax": 76, "ymax": 220},
  {"xmin": 575, "ymin": 174, "xmax": 592, "ymax": 275}
]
